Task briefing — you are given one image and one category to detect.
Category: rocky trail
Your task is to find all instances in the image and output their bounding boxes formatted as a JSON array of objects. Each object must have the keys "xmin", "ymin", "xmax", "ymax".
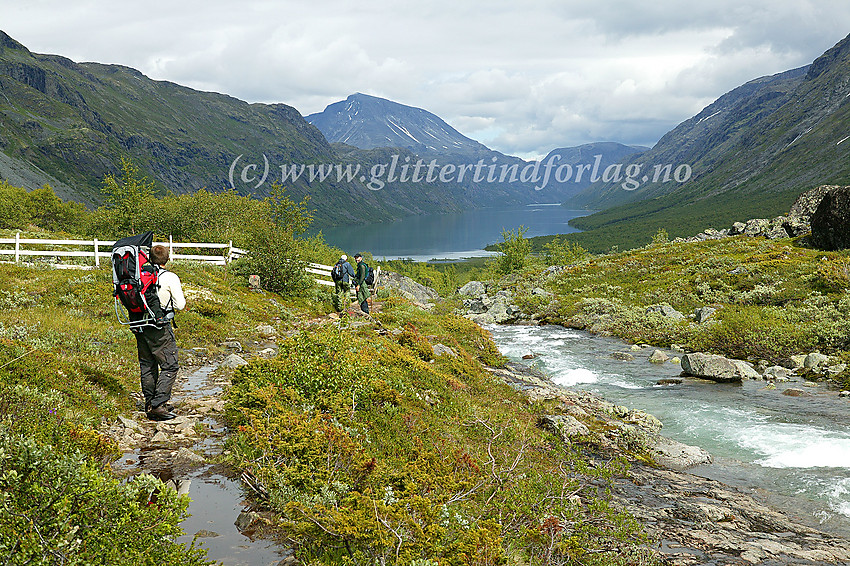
[
  {"xmin": 101, "ymin": 305, "xmax": 384, "ymax": 566},
  {"xmin": 104, "ymin": 339, "xmax": 296, "ymax": 565}
]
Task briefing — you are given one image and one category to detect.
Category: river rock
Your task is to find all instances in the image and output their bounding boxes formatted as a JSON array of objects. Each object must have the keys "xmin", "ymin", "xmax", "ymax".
[
  {"xmin": 646, "ymin": 303, "xmax": 685, "ymax": 320},
  {"xmin": 782, "ymin": 388, "xmax": 810, "ymax": 397},
  {"xmin": 681, "ymin": 353, "xmax": 756, "ymax": 382},
  {"xmin": 790, "ymin": 354, "xmax": 807, "ymax": 368},
  {"xmin": 221, "ymin": 353, "xmax": 249, "ymax": 368},
  {"xmin": 458, "ymin": 280, "xmax": 486, "ymax": 297},
  {"xmin": 150, "ymin": 430, "xmax": 169, "ymax": 443},
  {"xmin": 649, "ymin": 349, "xmax": 669, "ymax": 363},
  {"xmin": 612, "ymin": 352, "xmax": 635, "ymax": 361},
  {"xmin": 235, "ymin": 511, "xmax": 259, "ymax": 532},
  {"xmin": 764, "ymin": 365, "xmax": 793, "ymax": 381},
  {"xmin": 539, "ymin": 414, "xmax": 590, "ymax": 441},
  {"xmin": 731, "ymin": 359, "xmax": 762, "ymax": 380},
  {"xmin": 613, "ymin": 464, "xmax": 850, "ymax": 566},
  {"xmin": 828, "ymin": 363, "xmax": 847, "ymax": 375},
  {"xmin": 488, "ymin": 296, "xmax": 511, "ymax": 323},
  {"xmin": 811, "ymin": 185, "xmax": 850, "ymax": 250},
  {"xmin": 647, "ymin": 435, "xmax": 711, "ymax": 469},
  {"xmin": 464, "ymin": 296, "xmax": 490, "ymax": 314},
  {"xmin": 693, "ymin": 306, "xmax": 716, "ymax": 323},
  {"xmin": 118, "ymin": 415, "xmax": 142, "ymax": 431},
  {"xmin": 804, "ymin": 352, "xmax": 829, "ymax": 370},
  {"xmin": 173, "ymin": 446, "xmax": 206, "ymax": 468}
]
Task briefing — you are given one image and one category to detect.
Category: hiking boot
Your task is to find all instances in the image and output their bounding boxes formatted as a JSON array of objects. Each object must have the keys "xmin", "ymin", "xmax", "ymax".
[{"xmin": 146, "ymin": 404, "xmax": 176, "ymax": 421}]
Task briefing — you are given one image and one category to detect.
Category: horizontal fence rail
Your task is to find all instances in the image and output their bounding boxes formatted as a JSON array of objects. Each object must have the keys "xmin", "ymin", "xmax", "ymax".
[
  {"xmin": 0, "ymin": 232, "xmax": 246, "ymax": 269},
  {"xmin": 0, "ymin": 233, "xmax": 380, "ymax": 296}
]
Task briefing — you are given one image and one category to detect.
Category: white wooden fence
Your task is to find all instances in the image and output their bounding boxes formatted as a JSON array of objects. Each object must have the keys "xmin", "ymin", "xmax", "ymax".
[
  {"xmin": 0, "ymin": 232, "xmax": 379, "ymax": 295},
  {"xmin": 0, "ymin": 232, "xmax": 246, "ymax": 269}
]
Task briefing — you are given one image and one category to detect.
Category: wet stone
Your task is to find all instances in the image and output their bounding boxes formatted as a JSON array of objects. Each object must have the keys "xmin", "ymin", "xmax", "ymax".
[
  {"xmin": 173, "ymin": 446, "xmax": 206, "ymax": 468},
  {"xmin": 118, "ymin": 415, "xmax": 142, "ymax": 431},
  {"xmin": 151, "ymin": 431, "xmax": 170, "ymax": 443}
]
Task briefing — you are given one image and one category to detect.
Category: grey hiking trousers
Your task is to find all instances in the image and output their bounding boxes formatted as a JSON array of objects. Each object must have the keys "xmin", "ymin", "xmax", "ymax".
[{"xmin": 134, "ymin": 324, "xmax": 179, "ymax": 410}]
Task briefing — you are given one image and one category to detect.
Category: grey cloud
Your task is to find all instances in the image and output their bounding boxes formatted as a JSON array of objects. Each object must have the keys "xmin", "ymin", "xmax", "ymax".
[{"xmin": 3, "ymin": 1, "xmax": 849, "ymax": 158}]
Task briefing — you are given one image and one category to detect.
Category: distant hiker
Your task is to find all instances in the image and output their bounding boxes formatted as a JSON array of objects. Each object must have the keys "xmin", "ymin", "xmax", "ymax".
[
  {"xmin": 331, "ymin": 254, "xmax": 355, "ymax": 312},
  {"xmin": 353, "ymin": 253, "xmax": 370, "ymax": 314},
  {"xmin": 133, "ymin": 244, "xmax": 186, "ymax": 420}
]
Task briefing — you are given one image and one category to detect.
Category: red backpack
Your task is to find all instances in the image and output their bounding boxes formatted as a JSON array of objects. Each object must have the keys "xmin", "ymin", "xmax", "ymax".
[{"xmin": 111, "ymin": 231, "xmax": 169, "ymax": 330}]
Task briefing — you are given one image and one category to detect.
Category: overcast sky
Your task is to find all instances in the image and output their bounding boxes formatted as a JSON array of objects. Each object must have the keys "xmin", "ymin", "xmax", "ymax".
[{"xmin": 4, "ymin": 1, "xmax": 850, "ymax": 159}]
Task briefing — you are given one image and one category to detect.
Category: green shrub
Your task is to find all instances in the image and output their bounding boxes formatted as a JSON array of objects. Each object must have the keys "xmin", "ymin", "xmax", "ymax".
[
  {"xmin": 490, "ymin": 226, "xmax": 531, "ymax": 274},
  {"xmin": 543, "ymin": 235, "xmax": 588, "ymax": 266},
  {"xmin": 695, "ymin": 305, "xmax": 817, "ymax": 362},
  {"xmin": 0, "ymin": 432, "xmax": 208, "ymax": 566}
]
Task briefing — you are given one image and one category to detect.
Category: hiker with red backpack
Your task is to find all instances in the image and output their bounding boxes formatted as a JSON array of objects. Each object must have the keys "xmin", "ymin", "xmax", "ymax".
[{"xmin": 112, "ymin": 232, "xmax": 186, "ymax": 421}]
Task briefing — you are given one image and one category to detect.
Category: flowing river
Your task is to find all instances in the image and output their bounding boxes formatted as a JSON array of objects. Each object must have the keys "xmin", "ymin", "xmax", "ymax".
[{"xmin": 487, "ymin": 323, "xmax": 850, "ymax": 536}]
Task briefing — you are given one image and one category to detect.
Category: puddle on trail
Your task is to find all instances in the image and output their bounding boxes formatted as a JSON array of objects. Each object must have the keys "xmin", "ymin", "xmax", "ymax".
[{"xmin": 115, "ymin": 364, "xmax": 292, "ymax": 565}]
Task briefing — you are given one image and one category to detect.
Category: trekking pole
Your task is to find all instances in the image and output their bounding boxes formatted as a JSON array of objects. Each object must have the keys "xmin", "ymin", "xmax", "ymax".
[{"xmin": 0, "ymin": 348, "xmax": 36, "ymax": 369}]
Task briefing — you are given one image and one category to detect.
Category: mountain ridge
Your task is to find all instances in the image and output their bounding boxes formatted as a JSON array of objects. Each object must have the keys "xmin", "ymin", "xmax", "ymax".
[{"xmin": 563, "ymin": 32, "xmax": 850, "ymax": 250}]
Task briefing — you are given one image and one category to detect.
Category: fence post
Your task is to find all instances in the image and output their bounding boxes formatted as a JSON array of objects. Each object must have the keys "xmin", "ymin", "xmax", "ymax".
[
  {"xmin": 227, "ymin": 240, "xmax": 233, "ymax": 263},
  {"xmin": 169, "ymin": 235, "xmax": 173, "ymax": 260},
  {"xmin": 14, "ymin": 232, "xmax": 20, "ymax": 264},
  {"xmin": 94, "ymin": 238, "xmax": 100, "ymax": 268}
]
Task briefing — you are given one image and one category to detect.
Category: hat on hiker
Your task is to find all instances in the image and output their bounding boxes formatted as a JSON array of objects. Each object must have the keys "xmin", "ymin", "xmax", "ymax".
[
  {"xmin": 340, "ymin": 254, "xmax": 347, "ymax": 261},
  {"xmin": 354, "ymin": 253, "xmax": 362, "ymax": 259}
]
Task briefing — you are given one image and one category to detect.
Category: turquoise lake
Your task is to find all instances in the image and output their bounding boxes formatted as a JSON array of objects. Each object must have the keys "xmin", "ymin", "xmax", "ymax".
[{"xmin": 312, "ymin": 204, "xmax": 589, "ymax": 261}]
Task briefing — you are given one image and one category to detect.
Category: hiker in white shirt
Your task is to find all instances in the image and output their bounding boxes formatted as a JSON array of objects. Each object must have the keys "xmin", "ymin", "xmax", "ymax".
[{"xmin": 135, "ymin": 245, "xmax": 186, "ymax": 421}]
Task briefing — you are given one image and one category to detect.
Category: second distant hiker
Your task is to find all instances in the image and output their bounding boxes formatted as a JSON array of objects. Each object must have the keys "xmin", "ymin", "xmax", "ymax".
[
  {"xmin": 353, "ymin": 253, "xmax": 370, "ymax": 314},
  {"xmin": 331, "ymin": 254, "xmax": 355, "ymax": 312}
]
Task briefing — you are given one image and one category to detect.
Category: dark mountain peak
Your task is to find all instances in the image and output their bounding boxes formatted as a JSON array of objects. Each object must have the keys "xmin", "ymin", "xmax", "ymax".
[
  {"xmin": 807, "ymin": 32, "xmax": 850, "ymax": 80},
  {"xmin": 0, "ymin": 31, "xmax": 29, "ymax": 52},
  {"xmin": 306, "ymin": 92, "xmax": 490, "ymax": 157}
]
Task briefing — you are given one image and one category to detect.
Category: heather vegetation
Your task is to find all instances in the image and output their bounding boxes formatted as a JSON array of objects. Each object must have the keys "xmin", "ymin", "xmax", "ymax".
[
  {"xmin": 223, "ymin": 306, "xmax": 654, "ymax": 565},
  {"xmin": 488, "ymin": 230, "xmax": 850, "ymax": 388}
]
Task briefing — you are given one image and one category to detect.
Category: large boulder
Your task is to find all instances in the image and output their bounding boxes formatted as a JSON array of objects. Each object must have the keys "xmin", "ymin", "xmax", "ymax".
[
  {"xmin": 458, "ymin": 280, "xmax": 486, "ymax": 297},
  {"xmin": 681, "ymin": 353, "xmax": 758, "ymax": 382},
  {"xmin": 743, "ymin": 218, "xmax": 770, "ymax": 236},
  {"xmin": 811, "ymin": 186, "xmax": 850, "ymax": 250},
  {"xmin": 789, "ymin": 184, "xmax": 834, "ymax": 222},
  {"xmin": 380, "ymin": 271, "xmax": 440, "ymax": 306},
  {"xmin": 646, "ymin": 303, "xmax": 685, "ymax": 320}
]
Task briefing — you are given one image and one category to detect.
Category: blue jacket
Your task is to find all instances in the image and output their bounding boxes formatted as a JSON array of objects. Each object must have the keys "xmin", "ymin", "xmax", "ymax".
[{"xmin": 338, "ymin": 261, "xmax": 355, "ymax": 283}]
